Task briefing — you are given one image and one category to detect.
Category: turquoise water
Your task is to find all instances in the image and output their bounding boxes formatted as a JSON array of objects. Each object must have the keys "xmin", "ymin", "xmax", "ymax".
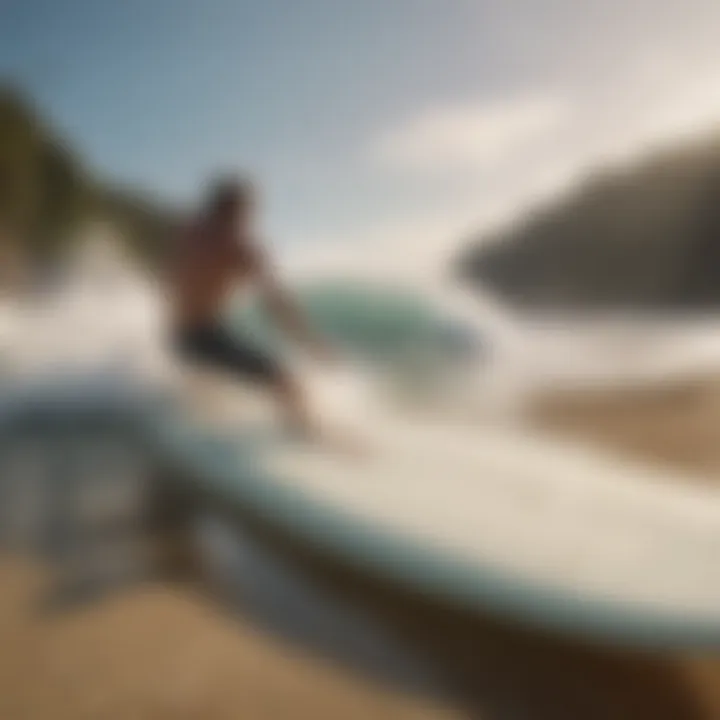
[{"xmin": 228, "ymin": 280, "xmax": 482, "ymax": 371}]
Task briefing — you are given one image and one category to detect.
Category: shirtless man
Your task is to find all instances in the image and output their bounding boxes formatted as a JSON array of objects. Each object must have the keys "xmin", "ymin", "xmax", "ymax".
[{"xmin": 171, "ymin": 176, "xmax": 332, "ymax": 438}]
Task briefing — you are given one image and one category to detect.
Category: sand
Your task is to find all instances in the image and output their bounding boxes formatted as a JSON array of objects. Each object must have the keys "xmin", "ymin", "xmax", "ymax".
[
  {"xmin": 531, "ymin": 373, "xmax": 720, "ymax": 480},
  {"xmin": 0, "ymin": 559, "xmax": 457, "ymax": 720}
]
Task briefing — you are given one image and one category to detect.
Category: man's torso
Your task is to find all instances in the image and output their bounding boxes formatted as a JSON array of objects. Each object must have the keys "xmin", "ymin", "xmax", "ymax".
[{"xmin": 172, "ymin": 221, "xmax": 259, "ymax": 329}]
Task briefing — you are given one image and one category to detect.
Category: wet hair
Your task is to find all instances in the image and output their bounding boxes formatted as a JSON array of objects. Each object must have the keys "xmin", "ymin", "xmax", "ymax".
[{"xmin": 205, "ymin": 175, "xmax": 255, "ymax": 217}]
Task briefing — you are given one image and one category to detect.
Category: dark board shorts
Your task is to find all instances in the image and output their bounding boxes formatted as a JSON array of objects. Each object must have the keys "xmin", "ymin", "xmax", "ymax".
[{"xmin": 174, "ymin": 322, "xmax": 283, "ymax": 386}]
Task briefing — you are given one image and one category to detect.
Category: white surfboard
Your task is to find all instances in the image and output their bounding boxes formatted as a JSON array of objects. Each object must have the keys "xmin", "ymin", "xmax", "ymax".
[{"xmin": 157, "ymin": 369, "xmax": 720, "ymax": 650}]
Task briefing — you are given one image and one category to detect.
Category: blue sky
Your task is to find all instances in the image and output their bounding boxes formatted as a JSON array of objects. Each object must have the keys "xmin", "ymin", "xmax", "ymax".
[{"xmin": 4, "ymin": 0, "xmax": 720, "ymax": 276}]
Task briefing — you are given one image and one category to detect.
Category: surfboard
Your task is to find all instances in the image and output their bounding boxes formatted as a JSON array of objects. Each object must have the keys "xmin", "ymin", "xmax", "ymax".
[
  {"xmin": 152, "ymin": 368, "xmax": 720, "ymax": 651},
  {"xmin": 2, "ymin": 360, "xmax": 719, "ymax": 650}
]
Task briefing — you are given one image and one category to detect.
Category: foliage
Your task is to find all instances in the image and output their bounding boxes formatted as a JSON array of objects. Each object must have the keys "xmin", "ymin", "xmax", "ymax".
[
  {"xmin": 458, "ymin": 133, "xmax": 720, "ymax": 309},
  {"xmin": 0, "ymin": 85, "xmax": 175, "ymax": 271}
]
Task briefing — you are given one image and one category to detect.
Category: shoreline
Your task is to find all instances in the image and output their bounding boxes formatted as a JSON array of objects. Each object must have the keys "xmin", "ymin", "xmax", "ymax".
[{"xmin": 530, "ymin": 372, "xmax": 720, "ymax": 481}]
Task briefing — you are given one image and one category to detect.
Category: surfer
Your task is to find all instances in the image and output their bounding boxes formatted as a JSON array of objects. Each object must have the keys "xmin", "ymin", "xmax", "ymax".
[{"xmin": 170, "ymin": 175, "xmax": 334, "ymax": 440}]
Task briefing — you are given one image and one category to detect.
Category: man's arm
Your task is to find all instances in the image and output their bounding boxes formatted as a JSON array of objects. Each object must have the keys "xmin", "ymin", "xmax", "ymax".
[{"xmin": 253, "ymin": 249, "xmax": 333, "ymax": 359}]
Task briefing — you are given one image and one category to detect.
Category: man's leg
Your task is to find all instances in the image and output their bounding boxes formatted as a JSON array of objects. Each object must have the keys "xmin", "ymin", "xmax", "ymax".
[
  {"xmin": 178, "ymin": 324, "xmax": 356, "ymax": 448},
  {"xmin": 200, "ymin": 328, "xmax": 319, "ymax": 438},
  {"xmin": 271, "ymin": 368, "xmax": 316, "ymax": 439}
]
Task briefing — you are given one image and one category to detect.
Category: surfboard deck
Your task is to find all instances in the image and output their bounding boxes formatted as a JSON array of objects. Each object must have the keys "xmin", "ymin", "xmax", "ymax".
[
  {"xmin": 154, "ymin": 397, "xmax": 720, "ymax": 651},
  {"xmin": 3, "ymin": 373, "xmax": 720, "ymax": 649}
]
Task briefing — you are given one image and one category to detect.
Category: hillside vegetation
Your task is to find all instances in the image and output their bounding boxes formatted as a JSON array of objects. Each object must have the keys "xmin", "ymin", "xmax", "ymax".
[
  {"xmin": 0, "ymin": 86, "xmax": 175, "ymax": 273},
  {"xmin": 459, "ymin": 133, "xmax": 720, "ymax": 310}
]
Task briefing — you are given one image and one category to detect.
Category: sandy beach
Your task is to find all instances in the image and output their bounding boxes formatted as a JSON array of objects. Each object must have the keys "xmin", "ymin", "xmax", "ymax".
[
  {"xmin": 0, "ymin": 559, "xmax": 459, "ymax": 720},
  {"xmin": 531, "ymin": 373, "xmax": 720, "ymax": 481}
]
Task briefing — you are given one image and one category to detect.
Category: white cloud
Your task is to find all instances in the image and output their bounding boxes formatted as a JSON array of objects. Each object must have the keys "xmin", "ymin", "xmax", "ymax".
[
  {"xmin": 619, "ymin": 66, "xmax": 720, "ymax": 153},
  {"xmin": 289, "ymin": 56, "xmax": 720, "ymax": 286},
  {"xmin": 371, "ymin": 94, "xmax": 573, "ymax": 174},
  {"xmin": 283, "ymin": 215, "xmax": 467, "ymax": 282}
]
